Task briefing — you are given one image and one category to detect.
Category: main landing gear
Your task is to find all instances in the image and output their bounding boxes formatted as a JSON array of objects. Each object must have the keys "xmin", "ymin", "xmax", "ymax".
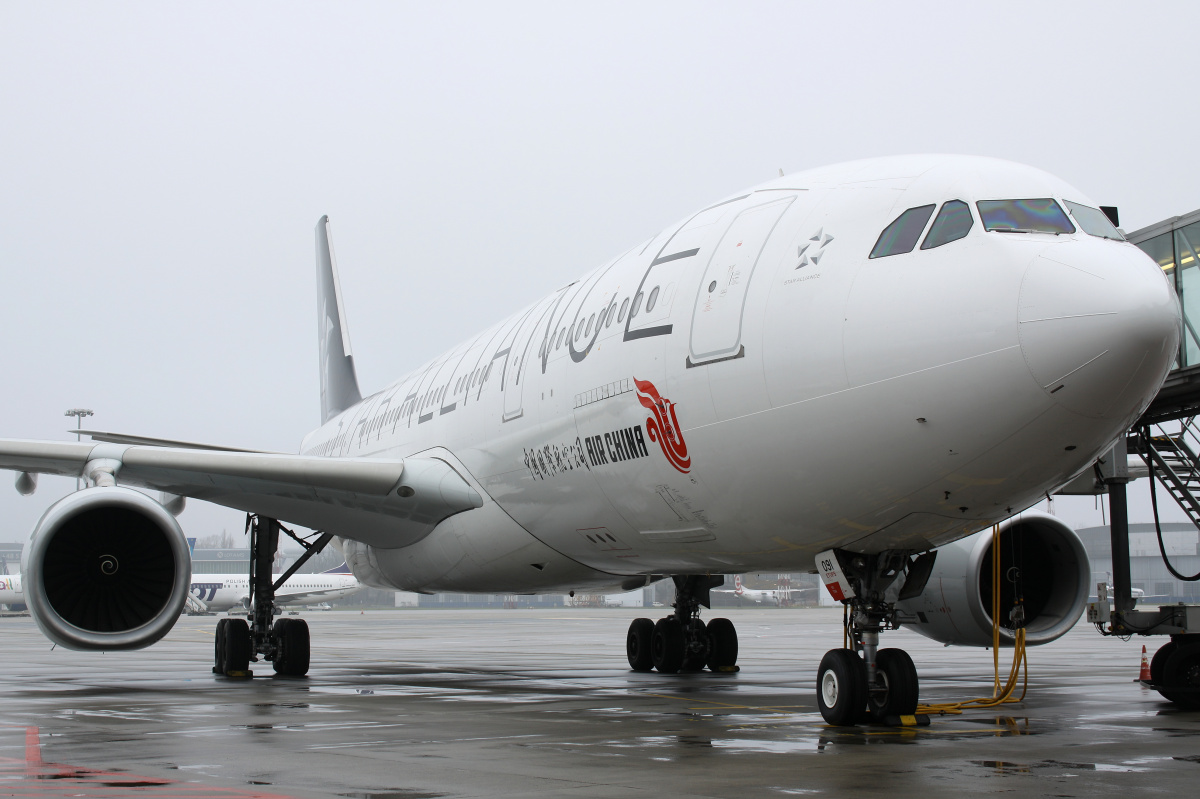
[
  {"xmin": 816, "ymin": 551, "xmax": 927, "ymax": 726},
  {"xmin": 213, "ymin": 515, "xmax": 332, "ymax": 679},
  {"xmin": 626, "ymin": 575, "xmax": 739, "ymax": 674}
]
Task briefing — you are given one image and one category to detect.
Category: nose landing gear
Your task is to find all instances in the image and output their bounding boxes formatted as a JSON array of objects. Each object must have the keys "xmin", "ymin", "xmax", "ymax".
[
  {"xmin": 626, "ymin": 575, "xmax": 738, "ymax": 674},
  {"xmin": 816, "ymin": 550, "xmax": 924, "ymax": 726}
]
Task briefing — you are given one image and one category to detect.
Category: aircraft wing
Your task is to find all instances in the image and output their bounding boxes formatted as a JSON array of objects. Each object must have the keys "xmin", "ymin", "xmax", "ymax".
[{"xmin": 0, "ymin": 439, "xmax": 483, "ymax": 549}]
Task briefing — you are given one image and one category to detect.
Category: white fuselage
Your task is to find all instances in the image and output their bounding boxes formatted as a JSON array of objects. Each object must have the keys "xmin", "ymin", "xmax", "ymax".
[
  {"xmin": 732, "ymin": 587, "xmax": 781, "ymax": 606},
  {"xmin": 302, "ymin": 155, "xmax": 1179, "ymax": 596},
  {"xmin": 189, "ymin": 573, "xmax": 360, "ymax": 612},
  {"xmin": 0, "ymin": 574, "xmax": 22, "ymax": 606}
]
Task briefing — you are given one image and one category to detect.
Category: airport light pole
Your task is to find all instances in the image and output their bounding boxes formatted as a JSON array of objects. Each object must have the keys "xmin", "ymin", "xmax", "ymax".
[{"xmin": 64, "ymin": 408, "xmax": 93, "ymax": 491}]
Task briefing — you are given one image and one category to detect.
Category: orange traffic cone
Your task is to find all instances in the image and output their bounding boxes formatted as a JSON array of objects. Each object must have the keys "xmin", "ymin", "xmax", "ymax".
[{"xmin": 1137, "ymin": 645, "xmax": 1152, "ymax": 682}]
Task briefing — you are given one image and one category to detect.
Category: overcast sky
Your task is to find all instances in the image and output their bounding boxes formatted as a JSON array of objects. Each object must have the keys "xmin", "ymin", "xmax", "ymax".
[{"xmin": 1, "ymin": 2, "xmax": 1197, "ymax": 545}]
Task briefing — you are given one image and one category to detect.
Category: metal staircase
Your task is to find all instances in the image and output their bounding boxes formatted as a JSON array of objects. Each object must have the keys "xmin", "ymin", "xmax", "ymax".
[{"xmin": 1132, "ymin": 418, "xmax": 1200, "ymax": 528}]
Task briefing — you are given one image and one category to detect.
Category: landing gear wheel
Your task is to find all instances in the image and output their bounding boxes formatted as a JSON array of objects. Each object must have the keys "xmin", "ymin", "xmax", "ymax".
[
  {"xmin": 1162, "ymin": 642, "xmax": 1200, "ymax": 709},
  {"xmin": 866, "ymin": 648, "xmax": 919, "ymax": 721},
  {"xmin": 219, "ymin": 618, "xmax": 252, "ymax": 674},
  {"xmin": 213, "ymin": 618, "xmax": 229, "ymax": 674},
  {"xmin": 272, "ymin": 617, "xmax": 310, "ymax": 677},
  {"xmin": 681, "ymin": 619, "xmax": 709, "ymax": 672},
  {"xmin": 817, "ymin": 649, "xmax": 868, "ymax": 726},
  {"xmin": 652, "ymin": 617, "xmax": 685, "ymax": 674},
  {"xmin": 626, "ymin": 618, "xmax": 655, "ymax": 672},
  {"xmin": 706, "ymin": 618, "xmax": 738, "ymax": 671}
]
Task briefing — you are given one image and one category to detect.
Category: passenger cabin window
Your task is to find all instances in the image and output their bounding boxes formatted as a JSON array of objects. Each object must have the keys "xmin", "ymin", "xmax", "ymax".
[
  {"xmin": 869, "ymin": 205, "xmax": 936, "ymax": 258},
  {"xmin": 920, "ymin": 200, "xmax": 973, "ymax": 250},
  {"xmin": 977, "ymin": 199, "xmax": 1074, "ymax": 234},
  {"xmin": 1065, "ymin": 200, "xmax": 1125, "ymax": 241}
]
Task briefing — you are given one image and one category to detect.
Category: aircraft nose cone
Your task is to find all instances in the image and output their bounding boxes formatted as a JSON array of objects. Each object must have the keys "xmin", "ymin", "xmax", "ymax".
[{"xmin": 1018, "ymin": 239, "xmax": 1180, "ymax": 420}]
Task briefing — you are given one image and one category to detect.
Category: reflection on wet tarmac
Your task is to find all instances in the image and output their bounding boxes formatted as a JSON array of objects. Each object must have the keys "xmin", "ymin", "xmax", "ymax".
[{"xmin": 0, "ymin": 608, "xmax": 1197, "ymax": 798}]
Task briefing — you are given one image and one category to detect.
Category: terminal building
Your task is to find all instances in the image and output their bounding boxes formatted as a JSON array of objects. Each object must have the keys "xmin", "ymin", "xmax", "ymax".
[{"xmin": 1076, "ymin": 523, "xmax": 1200, "ymax": 604}]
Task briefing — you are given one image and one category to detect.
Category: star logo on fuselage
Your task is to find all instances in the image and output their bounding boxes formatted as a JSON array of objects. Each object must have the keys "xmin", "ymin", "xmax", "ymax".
[{"xmin": 796, "ymin": 228, "xmax": 834, "ymax": 269}]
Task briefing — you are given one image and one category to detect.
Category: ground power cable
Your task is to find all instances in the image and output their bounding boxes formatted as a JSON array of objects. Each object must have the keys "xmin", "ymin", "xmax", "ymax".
[{"xmin": 915, "ymin": 524, "xmax": 1029, "ymax": 716}]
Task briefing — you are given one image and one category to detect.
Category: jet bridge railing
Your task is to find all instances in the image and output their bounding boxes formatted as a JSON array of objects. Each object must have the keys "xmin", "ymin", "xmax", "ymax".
[{"xmin": 1131, "ymin": 419, "xmax": 1200, "ymax": 531}]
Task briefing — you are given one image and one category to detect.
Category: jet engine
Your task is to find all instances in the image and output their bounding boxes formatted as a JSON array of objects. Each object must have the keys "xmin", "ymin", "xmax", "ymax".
[
  {"xmin": 24, "ymin": 487, "xmax": 192, "ymax": 650},
  {"xmin": 895, "ymin": 513, "xmax": 1089, "ymax": 647}
]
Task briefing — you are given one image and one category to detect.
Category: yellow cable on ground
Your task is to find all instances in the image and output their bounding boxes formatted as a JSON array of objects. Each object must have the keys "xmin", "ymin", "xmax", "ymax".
[{"xmin": 915, "ymin": 524, "xmax": 1029, "ymax": 716}]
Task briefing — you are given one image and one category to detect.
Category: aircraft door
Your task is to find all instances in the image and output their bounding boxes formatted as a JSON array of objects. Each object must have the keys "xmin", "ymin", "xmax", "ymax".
[
  {"xmin": 688, "ymin": 196, "xmax": 795, "ymax": 366},
  {"xmin": 503, "ymin": 299, "xmax": 553, "ymax": 422}
]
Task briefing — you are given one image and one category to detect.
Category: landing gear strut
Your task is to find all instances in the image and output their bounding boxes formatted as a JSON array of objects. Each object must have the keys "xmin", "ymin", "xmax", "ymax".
[
  {"xmin": 213, "ymin": 515, "xmax": 332, "ymax": 678},
  {"xmin": 626, "ymin": 575, "xmax": 738, "ymax": 674},
  {"xmin": 816, "ymin": 551, "xmax": 923, "ymax": 725}
]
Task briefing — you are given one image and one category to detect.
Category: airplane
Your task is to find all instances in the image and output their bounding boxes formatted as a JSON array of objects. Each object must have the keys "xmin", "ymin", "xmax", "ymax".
[
  {"xmin": 0, "ymin": 573, "xmax": 23, "ymax": 610},
  {"xmin": 0, "ymin": 154, "xmax": 1181, "ymax": 724},
  {"xmin": 186, "ymin": 562, "xmax": 361, "ymax": 614},
  {"xmin": 713, "ymin": 574, "xmax": 806, "ymax": 605},
  {"xmin": 1, "ymin": 563, "xmax": 358, "ymax": 615}
]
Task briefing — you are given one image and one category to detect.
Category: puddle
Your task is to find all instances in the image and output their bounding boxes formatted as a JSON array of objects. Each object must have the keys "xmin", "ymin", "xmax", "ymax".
[
  {"xmin": 712, "ymin": 738, "xmax": 822, "ymax": 754},
  {"xmin": 338, "ymin": 787, "xmax": 446, "ymax": 791},
  {"xmin": 969, "ymin": 759, "xmax": 1148, "ymax": 774}
]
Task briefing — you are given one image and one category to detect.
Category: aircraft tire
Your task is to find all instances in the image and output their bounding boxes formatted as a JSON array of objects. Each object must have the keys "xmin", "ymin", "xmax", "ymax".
[
  {"xmin": 817, "ymin": 649, "xmax": 867, "ymax": 726},
  {"xmin": 626, "ymin": 618, "xmax": 655, "ymax": 672},
  {"xmin": 706, "ymin": 618, "xmax": 738, "ymax": 671},
  {"xmin": 223, "ymin": 618, "xmax": 252, "ymax": 674},
  {"xmin": 213, "ymin": 618, "xmax": 230, "ymax": 673},
  {"xmin": 1162, "ymin": 642, "xmax": 1200, "ymax": 709},
  {"xmin": 867, "ymin": 648, "xmax": 919, "ymax": 721},
  {"xmin": 651, "ymin": 617, "xmax": 685, "ymax": 674},
  {"xmin": 273, "ymin": 618, "xmax": 311, "ymax": 677}
]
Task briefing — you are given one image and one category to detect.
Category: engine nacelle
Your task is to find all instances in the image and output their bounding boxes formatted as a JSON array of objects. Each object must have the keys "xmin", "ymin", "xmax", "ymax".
[
  {"xmin": 24, "ymin": 487, "xmax": 192, "ymax": 650},
  {"xmin": 896, "ymin": 513, "xmax": 1089, "ymax": 647}
]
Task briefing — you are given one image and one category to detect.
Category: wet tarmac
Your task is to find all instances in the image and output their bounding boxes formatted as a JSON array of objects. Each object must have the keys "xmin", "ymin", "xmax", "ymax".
[{"xmin": 0, "ymin": 607, "xmax": 1196, "ymax": 798}]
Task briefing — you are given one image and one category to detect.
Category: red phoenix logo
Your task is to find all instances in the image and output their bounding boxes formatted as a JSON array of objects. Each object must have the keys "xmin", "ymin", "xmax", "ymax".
[{"xmin": 634, "ymin": 377, "xmax": 691, "ymax": 473}]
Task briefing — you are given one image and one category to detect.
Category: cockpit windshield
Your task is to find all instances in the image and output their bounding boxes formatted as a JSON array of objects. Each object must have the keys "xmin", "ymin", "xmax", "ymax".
[
  {"xmin": 977, "ymin": 199, "xmax": 1075, "ymax": 235},
  {"xmin": 869, "ymin": 205, "xmax": 935, "ymax": 259},
  {"xmin": 1064, "ymin": 200, "xmax": 1125, "ymax": 241}
]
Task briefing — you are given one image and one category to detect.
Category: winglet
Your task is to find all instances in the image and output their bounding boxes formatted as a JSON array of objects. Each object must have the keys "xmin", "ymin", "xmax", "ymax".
[
  {"xmin": 321, "ymin": 561, "xmax": 352, "ymax": 574},
  {"xmin": 316, "ymin": 216, "xmax": 363, "ymax": 424}
]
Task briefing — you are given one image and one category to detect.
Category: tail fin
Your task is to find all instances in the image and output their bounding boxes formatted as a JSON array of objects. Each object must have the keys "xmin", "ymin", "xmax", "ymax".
[
  {"xmin": 321, "ymin": 561, "xmax": 352, "ymax": 574},
  {"xmin": 186, "ymin": 537, "xmax": 197, "ymax": 554},
  {"xmin": 316, "ymin": 216, "xmax": 363, "ymax": 424}
]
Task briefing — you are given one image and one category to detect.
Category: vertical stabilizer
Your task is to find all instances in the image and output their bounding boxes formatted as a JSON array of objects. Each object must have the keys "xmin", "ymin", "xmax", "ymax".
[{"xmin": 316, "ymin": 216, "xmax": 363, "ymax": 423}]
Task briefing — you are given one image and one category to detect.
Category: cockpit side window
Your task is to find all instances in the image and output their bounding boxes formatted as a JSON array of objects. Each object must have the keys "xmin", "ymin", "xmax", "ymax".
[
  {"xmin": 1064, "ymin": 200, "xmax": 1125, "ymax": 241},
  {"xmin": 869, "ymin": 205, "xmax": 936, "ymax": 259},
  {"xmin": 920, "ymin": 200, "xmax": 973, "ymax": 250},
  {"xmin": 977, "ymin": 199, "xmax": 1075, "ymax": 235}
]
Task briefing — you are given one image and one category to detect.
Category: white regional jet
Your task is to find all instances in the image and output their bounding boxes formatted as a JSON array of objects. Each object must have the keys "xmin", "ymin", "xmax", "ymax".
[
  {"xmin": 0, "ymin": 155, "xmax": 1180, "ymax": 725},
  {"xmin": 187, "ymin": 562, "xmax": 360, "ymax": 614}
]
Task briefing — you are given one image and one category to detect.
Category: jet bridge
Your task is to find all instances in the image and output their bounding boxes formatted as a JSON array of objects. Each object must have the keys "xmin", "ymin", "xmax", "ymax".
[{"xmin": 1085, "ymin": 209, "xmax": 1200, "ymax": 706}]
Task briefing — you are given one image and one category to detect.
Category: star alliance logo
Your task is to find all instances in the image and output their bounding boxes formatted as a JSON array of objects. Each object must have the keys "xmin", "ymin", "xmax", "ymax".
[{"xmin": 796, "ymin": 228, "xmax": 834, "ymax": 269}]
